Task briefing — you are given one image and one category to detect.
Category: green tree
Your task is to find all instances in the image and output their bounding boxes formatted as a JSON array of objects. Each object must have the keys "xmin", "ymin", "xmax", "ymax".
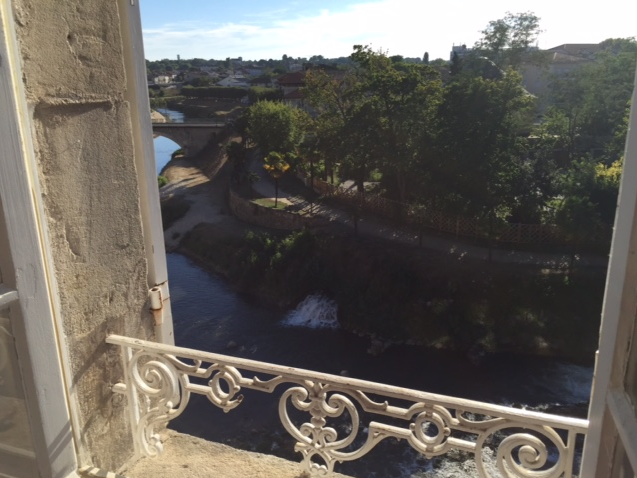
[
  {"xmin": 474, "ymin": 12, "xmax": 543, "ymax": 70},
  {"xmin": 246, "ymin": 101, "xmax": 307, "ymax": 155},
  {"xmin": 263, "ymin": 152, "xmax": 290, "ymax": 207},
  {"xmin": 247, "ymin": 87, "xmax": 282, "ymax": 103},
  {"xmin": 303, "ymin": 68, "xmax": 355, "ymax": 184},
  {"xmin": 450, "ymin": 51, "xmax": 462, "ymax": 76},
  {"xmin": 429, "ymin": 58, "xmax": 447, "ymax": 67},
  {"xmin": 305, "ymin": 46, "xmax": 448, "ymax": 202},
  {"xmin": 548, "ymin": 38, "xmax": 637, "ymax": 162},
  {"xmin": 553, "ymin": 158, "xmax": 620, "ymax": 262},
  {"xmin": 226, "ymin": 141, "xmax": 247, "ymax": 182},
  {"xmin": 349, "ymin": 45, "xmax": 443, "ymax": 202},
  {"xmin": 434, "ymin": 71, "xmax": 534, "ymax": 219},
  {"xmin": 191, "ymin": 76, "xmax": 212, "ymax": 87}
]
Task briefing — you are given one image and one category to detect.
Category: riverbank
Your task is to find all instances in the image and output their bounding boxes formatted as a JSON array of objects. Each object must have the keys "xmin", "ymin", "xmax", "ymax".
[
  {"xmin": 178, "ymin": 223, "xmax": 604, "ymax": 362},
  {"xmin": 158, "ymin": 141, "xmax": 604, "ymax": 363},
  {"xmin": 159, "ymin": 134, "xmax": 252, "ymax": 250}
]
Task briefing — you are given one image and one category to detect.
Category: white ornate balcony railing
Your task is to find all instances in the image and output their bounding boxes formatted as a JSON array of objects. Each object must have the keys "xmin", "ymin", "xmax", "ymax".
[{"xmin": 106, "ymin": 335, "xmax": 589, "ymax": 477}]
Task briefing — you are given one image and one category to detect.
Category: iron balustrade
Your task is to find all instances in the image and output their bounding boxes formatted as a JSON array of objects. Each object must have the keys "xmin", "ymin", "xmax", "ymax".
[{"xmin": 107, "ymin": 335, "xmax": 588, "ymax": 477}]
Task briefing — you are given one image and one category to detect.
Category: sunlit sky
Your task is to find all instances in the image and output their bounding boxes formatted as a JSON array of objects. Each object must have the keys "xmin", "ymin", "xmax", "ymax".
[{"xmin": 140, "ymin": 0, "xmax": 637, "ymax": 62}]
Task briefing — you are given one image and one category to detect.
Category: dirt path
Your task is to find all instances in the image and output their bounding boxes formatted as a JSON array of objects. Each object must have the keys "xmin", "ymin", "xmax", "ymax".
[{"xmin": 160, "ymin": 153, "xmax": 247, "ymax": 251}]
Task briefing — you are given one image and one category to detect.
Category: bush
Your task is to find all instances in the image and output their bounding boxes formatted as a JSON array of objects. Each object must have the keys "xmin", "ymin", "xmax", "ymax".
[
  {"xmin": 171, "ymin": 149, "xmax": 185, "ymax": 159},
  {"xmin": 247, "ymin": 87, "xmax": 282, "ymax": 103},
  {"xmin": 160, "ymin": 195, "xmax": 191, "ymax": 229},
  {"xmin": 157, "ymin": 175, "xmax": 169, "ymax": 187}
]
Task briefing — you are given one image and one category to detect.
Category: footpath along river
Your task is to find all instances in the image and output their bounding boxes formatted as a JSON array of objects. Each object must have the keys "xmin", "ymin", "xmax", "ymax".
[{"xmin": 153, "ymin": 108, "xmax": 593, "ymax": 477}]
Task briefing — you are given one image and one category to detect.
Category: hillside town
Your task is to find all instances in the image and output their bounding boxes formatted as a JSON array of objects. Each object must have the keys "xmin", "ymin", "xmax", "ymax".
[{"xmin": 148, "ymin": 42, "xmax": 608, "ymax": 108}]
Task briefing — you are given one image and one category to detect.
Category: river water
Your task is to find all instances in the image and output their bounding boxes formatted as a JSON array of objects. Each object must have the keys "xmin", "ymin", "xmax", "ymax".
[
  {"xmin": 165, "ymin": 252, "xmax": 593, "ymax": 477},
  {"xmin": 154, "ymin": 108, "xmax": 185, "ymax": 174}
]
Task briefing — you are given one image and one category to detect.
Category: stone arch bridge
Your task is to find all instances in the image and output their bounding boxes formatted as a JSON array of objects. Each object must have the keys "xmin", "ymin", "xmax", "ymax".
[{"xmin": 152, "ymin": 123, "xmax": 227, "ymax": 156}]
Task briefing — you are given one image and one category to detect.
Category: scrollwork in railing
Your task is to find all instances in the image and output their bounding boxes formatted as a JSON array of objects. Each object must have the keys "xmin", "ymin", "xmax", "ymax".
[
  {"xmin": 406, "ymin": 405, "xmax": 455, "ymax": 458},
  {"xmin": 279, "ymin": 382, "xmax": 361, "ymax": 475},
  {"xmin": 108, "ymin": 336, "xmax": 588, "ymax": 477},
  {"xmin": 475, "ymin": 422, "xmax": 569, "ymax": 478},
  {"xmin": 128, "ymin": 350, "xmax": 190, "ymax": 456}
]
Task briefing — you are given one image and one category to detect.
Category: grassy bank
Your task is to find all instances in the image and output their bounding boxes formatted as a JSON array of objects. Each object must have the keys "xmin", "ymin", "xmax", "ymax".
[{"xmin": 179, "ymin": 224, "xmax": 604, "ymax": 361}]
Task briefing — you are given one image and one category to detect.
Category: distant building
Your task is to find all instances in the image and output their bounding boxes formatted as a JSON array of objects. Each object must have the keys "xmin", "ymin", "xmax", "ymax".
[
  {"xmin": 276, "ymin": 71, "xmax": 306, "ymax": 110},
  {"xmin": 521, "ymin": 43, "xmax": 601, "ymax": 100},
  {"xmin": 250, "ymin": 75, "xmax": 275, "ymax": 88},
  {"xmin": 450, "ymin": 44, "xmax": 471, "ymax": 60},
  {"xmin": 245, "ymin": 67, "xmax": 264, "ymax": 77},
  {"xmin": 184, "ymin": 70, "xmax": 210, "ymax": 83},
  {"xmin": 152, "ymin": 74, "xmax": 175, "ymax": 85},
  {"xmin": 217, "ymin": 75, "xmax": 250, "ymax": 88},
  {"xmin": 277, "ymin": 71, "xmax": 306, "ymax": 96}
]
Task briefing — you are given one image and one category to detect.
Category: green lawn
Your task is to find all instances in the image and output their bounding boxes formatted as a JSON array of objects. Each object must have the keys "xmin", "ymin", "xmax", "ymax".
[{"xmin": 252, "ymin": 198, "xmax": 288, "ymax": 210}]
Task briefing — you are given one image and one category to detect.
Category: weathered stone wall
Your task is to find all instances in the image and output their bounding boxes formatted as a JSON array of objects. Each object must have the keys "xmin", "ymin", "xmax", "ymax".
[
  {"xmin": 228, "ymin": 187, "xmax": 327, "ymax": 230},
  {"xmin": 13, "ymin": 0, "xmax": 154, "ymax": 470}
]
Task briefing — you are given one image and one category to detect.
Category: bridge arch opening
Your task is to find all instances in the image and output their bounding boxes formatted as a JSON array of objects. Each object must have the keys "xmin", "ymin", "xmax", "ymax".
[{"xmin": 154, "ymin": 135, "xmax": 182, "ymax": 174}]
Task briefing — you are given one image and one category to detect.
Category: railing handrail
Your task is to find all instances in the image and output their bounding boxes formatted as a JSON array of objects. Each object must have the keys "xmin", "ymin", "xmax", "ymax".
[{"xmin": 106, "ymin": 334, "xmax": 589, "ymax": 433}]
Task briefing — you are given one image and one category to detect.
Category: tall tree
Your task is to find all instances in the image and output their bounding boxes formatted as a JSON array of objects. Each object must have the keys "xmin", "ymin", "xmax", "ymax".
[
  {"xmin": 348, "ymin": 45, "xmax": 443, "ymax": 201},
  {"xmin": 548, "ymin": 38, "xmax": 637, "ymax": 162},
  {"xmin": 474, "ymin": 12, "xmax": 543, "ymax": 70},
  {"xmin": 303, "ymin": 66, "xmax": 367, "ymax": 188},
  {"xmin": 450, "ymin": 51, "xmax": 462, "ymax": 76},
  {"xmin": 305, "ymin": 46, "xmax": 444, "ymax": 201},
  {"xmin": 246, "ymin": 101, "xmax": 308, "ymax": 156},
  {"xmin": 434, "ymin": 71, "xmax": 534, "ymax": 218}
]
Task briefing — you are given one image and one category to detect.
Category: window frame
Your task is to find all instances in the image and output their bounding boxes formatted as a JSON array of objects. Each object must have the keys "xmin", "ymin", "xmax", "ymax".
[
  {"xmin": 581, "ymin": 63, "xmax": 637, "ymax": 476},
  {"xmin": 118, "ymin": 0, "xmax": 175, "ymax": 345},
  {"xmin": 0, "ymin": 2, "xmax": 80, "ymax": 476}
]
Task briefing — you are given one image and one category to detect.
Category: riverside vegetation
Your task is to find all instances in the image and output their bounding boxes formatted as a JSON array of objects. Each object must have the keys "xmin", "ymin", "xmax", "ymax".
[{"xmin": 180, "ymin": 226, "xmax": 604, "ymax": 361}]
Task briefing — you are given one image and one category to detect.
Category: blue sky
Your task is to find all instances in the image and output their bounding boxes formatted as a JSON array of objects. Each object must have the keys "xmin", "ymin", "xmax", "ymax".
[{"xmin": 140, "ymin": 0, "xmax": 637, "ymax": 62}]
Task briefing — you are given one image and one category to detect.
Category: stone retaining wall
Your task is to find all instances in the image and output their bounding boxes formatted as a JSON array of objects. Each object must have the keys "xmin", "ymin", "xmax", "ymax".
[{"xmin": 228, "ymin": 187, "xmax": 326, "ymax": 230}]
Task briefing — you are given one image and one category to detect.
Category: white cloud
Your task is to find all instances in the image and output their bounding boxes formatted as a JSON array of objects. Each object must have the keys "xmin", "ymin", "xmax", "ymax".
[{"xmin": 142, "ymin": 0, "xmax": 637, "ymax": 61}]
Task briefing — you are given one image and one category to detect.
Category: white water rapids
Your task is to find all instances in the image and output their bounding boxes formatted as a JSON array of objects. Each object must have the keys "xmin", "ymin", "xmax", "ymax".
[{"xmin": 281, "ymin": 294, "xmax": 339, "ymax": 329}]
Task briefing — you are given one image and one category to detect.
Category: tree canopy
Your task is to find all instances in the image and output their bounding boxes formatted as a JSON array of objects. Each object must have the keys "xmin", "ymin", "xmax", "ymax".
[
  {"xmin": 474, "ymin": 12, "xmax": 543, "ymax": 70},
  {"xmin": 246, "ymin": 101, "xmax": 308, "ymax": 155}
]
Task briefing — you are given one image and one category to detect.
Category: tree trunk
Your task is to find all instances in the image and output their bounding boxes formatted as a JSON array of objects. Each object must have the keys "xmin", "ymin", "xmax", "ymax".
[
  {"xmin": 355, "ymin": 175, "xmax": 365, "ymax": 194},
  {"xmin": 488, "ymin": 211, "xmax": 494, "ymax": 263},
  {"xmin": 396, "ymin": 171, "xmax": 407, "ymax": 203},
  {"xmin": 569, "ymin": 236, "xmax": 578, "ymax": 272}
]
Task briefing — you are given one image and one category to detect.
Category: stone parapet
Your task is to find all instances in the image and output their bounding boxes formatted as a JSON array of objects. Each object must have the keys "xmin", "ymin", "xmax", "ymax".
[{"xmin": 122, "ymin": 430, "xmax": 352, "ymax": 478}]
